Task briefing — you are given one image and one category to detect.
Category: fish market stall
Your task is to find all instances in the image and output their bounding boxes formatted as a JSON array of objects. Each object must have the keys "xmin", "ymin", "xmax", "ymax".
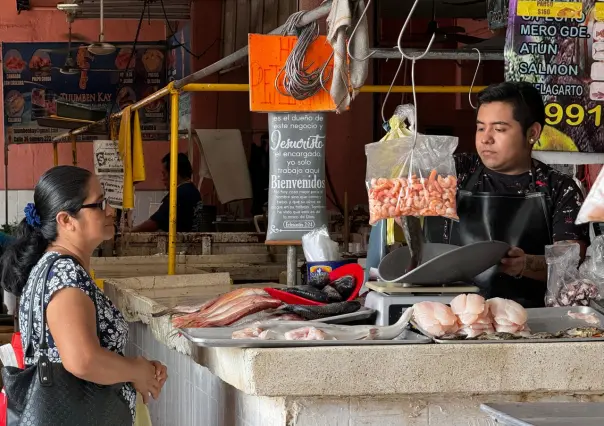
[
  {"xmin": 104, "ymin": 271, "xmax": 604, "ymax": 426},
  {"xmin": 90, "ymin": 254, "xmax": 288, "ymax": 282}
]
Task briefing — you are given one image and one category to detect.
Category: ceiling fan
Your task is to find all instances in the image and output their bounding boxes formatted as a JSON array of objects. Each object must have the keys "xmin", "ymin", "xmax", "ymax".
[
  {"xmin": 48, "ymin": 16, "xmax": 116, "ymax": 74},
  {"xmin": 403, "ymin": 0, "xmax": 486, "ymax": 45},
  {"xmin": 87, "ymin": 0, "xmax": 116, "ymax": 55}
]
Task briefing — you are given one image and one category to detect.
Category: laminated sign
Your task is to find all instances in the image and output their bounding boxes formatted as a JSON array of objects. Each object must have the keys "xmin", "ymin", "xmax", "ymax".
[
  {"xmin": 266, "ymin": 113, "xmax": 327, "ymax": 242},
  {"xmin": 93, "ymin": 140, "xmax": 124, "ymax": 209},
  {"xmin": 506, "ymin": 0, "xmax": 604, "ymax": 152}
]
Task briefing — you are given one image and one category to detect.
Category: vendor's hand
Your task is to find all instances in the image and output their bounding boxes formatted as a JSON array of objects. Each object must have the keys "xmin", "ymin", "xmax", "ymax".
[
  {"xmin": 132, "ymin": 356, "xmax": 161, "ymax": 404},
  {"xmin": 150, "ymin": 360, "xmax": 168, "ymax": 391},
  {"xmin": 500, "ymin": 247, "xmax": 526, "ymax": 277}
]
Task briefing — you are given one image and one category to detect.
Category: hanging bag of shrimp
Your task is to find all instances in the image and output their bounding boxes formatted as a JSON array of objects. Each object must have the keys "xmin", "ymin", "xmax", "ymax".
[{"xmin": 365, "ymin": 104, "xmax": 459, "ymax": 225}]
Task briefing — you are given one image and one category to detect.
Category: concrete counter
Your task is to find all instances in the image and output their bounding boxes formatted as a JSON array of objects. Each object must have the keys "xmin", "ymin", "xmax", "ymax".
[{"xmin": 105, "ymin": 275, "xmax": 604, "ymax": 425}]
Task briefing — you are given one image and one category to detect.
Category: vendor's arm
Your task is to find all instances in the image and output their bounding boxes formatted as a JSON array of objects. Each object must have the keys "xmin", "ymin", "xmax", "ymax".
[
  {"xmin": 130, "ymin": 199, "xmax": 168, "ymax": 232},
  {"xmin": 131, "ymin": 219, "xmax": 159, "ymax": 232},
  {"xmin": 502, "ymin": 177, "xmax": 589, "ymax": 281}
]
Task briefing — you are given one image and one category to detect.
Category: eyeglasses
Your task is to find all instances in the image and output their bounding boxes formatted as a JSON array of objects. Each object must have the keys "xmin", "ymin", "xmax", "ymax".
[{"xmin": 81, "ymin": 199, "xmax": 108, "ymax": 211}]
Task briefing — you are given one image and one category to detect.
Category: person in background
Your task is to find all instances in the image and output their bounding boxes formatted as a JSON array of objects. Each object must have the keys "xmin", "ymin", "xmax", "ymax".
[
  {"xmin": 131, "ymin": 152, "xmax": 201, "ymax": 232},
  {"xmin": 425, "ymin": 82, "xmax": 589, "ymax": 308},
  {"xmin": 0, "ymin": 166, "xmax": 167, "ymax": 424},
  {"xmin": 249, "ymin": 133, "xmax": 270, "ymax": 216}
]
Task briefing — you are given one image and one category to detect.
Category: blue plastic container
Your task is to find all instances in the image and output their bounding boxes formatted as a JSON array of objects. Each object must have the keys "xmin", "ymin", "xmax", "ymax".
[{"xmin": 307, "ymin": 259, "xmax": 357, "ymax": 282}]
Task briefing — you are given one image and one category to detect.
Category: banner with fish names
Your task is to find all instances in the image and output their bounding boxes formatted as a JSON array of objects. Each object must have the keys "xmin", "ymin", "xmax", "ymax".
[
  {"xmin": 505, "ymin": 0, "xmax": 604, "ymax": 152},
  {"xmin": 266, "ymin": 112, "xmax": 328, "ymax": 242},
  {"xmin": 2, "ymin": 41, "xmax": 168, "ymax": 144}
]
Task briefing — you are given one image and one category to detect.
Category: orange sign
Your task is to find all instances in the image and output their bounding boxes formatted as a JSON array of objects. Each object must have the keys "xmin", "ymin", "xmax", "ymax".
[{"xmin": 248, "ymin": 34, "xmax": 337, "ymax": 112}]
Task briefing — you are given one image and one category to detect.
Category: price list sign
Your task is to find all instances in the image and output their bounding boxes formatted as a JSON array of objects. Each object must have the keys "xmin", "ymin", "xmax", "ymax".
[
  {"xmin": 506, "ymin": 0, "xmax": 604, "ymax": 152},
  {"xmin": 266, "ymin": 112, "xmax": 328, "ymax": 242}
]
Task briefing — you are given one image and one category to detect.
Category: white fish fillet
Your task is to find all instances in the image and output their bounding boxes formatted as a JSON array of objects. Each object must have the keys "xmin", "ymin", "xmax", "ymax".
[
  {"xmin": 486, "ymin": 297, "xmax": 528, "ymax": 327},
  {"xmin": 567, "ymin": 310, "xmax": 601, "ymax": 325},
  {"xmin": 450, "ymin": 294, "xmax": 486, "ymax": 325},
  {"xmin": 413, "ymin": 302, "xmax": 458, "ymax": 337}
]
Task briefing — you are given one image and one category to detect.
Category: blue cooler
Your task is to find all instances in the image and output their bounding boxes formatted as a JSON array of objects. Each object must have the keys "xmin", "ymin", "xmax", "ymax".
[{"xmin": 307, "ymin": 259, "xmax": 357, "ymax": 282}]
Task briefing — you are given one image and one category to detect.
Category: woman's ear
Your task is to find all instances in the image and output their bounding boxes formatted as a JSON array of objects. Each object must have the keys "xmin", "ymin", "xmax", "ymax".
[
  {"xmin": 55, "ymin": 212, "xmax": 75, "ymax": 233},
  {"xmin": 527, "ymin": 122, "xmax": 543, "ymax": 146}
]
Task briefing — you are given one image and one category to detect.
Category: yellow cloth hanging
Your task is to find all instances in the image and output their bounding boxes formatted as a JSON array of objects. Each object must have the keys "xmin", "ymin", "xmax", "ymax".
[
  {"xmin": 132, "ymin": 111, "xmax": 146, "ymax": 183},
  {"xmin": 118, "ymin": 108, "xmax": 146, "ymax": 209}
]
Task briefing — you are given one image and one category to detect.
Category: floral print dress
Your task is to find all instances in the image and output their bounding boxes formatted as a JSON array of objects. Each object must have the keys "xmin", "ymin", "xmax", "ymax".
[{"xmin": 19, "ymin": 251, "xmax": 136, "ymax": 424}]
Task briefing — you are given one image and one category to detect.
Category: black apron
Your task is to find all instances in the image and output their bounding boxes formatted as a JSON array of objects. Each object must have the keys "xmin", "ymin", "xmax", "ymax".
[{"xmin": 426, "ymin": 163, "xmax": 552, "ymax": 308}]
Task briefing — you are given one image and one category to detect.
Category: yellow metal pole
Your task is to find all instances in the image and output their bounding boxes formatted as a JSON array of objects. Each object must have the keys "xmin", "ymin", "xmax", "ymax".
[
  {"xmin": 182, "ymin": 83, "xmax": 488, "ymax": 93},
  {"xmin": 168, "ymin": 84, "xmax": 179, "ymax": 275},
  {"xmin": 52, "ymin": 142, "xmax": 58, "ymax": 166},
  {"xmin": 70, "ymin": 134, "xmax": 77, "ymax": 166}
]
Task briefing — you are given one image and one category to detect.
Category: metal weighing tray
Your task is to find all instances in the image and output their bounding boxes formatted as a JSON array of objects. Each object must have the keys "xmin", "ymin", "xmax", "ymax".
[
  {"xmin": 179, "ymin": 328, "xmax": 430, "ymax": 348},
  {"xmin": 432, "ymin": 306, "xmax": 604, "ymax": 344}
]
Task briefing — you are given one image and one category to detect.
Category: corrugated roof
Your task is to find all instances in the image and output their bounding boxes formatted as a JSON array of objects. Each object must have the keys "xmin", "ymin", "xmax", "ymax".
[{"xmin": 70, "ymin": 0, "xmax": 191, "ymax": 20}]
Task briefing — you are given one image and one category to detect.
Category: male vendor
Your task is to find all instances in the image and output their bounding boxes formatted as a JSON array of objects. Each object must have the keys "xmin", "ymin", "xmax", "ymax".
[
  {"xmin": 131, "ymin": 152, "xmax": 201, "ymax": 232},
  {"xmin": 426, "ymin": 82, "xmax": 589, "ymax": 308}
]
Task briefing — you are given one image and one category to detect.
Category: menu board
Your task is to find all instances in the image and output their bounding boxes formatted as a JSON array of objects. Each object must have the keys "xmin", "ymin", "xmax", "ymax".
[
  {"xmin": 505, "ymin": 0, "xmax": 604, "ymax": 152},
  {"xmin": 2, "ymin": 41, "xmax": 167, "ymax": 144},
  {"xmin": 266, "ymin": 112, "xmax": 327, "ymax": 242}
]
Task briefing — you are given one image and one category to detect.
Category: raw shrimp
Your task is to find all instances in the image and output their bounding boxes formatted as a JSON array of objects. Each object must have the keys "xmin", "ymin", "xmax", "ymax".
[{"xmin": 367, "ymin": 170, "xmax": 458, "ymax": 224}]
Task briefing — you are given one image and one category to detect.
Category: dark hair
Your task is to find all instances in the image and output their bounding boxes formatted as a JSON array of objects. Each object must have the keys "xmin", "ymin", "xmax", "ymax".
[
  {"xmin": 0, "ymin": 166, "xmax": 92, "ymax": 296},
  {"xmin": 476, "ymin": 82, "xmax": 545, "ymax": 134},
  {"xmin": 162, "ymin": 153, "xmax": 192, "ymax": 180},
  {"xmin": 260, "ymin": 133, "xmax": 269, "ymax": 146}
]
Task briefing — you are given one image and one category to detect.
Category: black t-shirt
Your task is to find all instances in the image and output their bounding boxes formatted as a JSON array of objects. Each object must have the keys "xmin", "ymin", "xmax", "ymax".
[
  {"xmin": 437, "ymin": 153, "xmax": 589, "ymax": 244},
  {"xmin": 150, "ymin": 181, "xmax": 202, "ymax": 232}
]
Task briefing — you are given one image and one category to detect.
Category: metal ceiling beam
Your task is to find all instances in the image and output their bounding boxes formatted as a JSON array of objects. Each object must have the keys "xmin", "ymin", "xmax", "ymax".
[{"xmin": 372, "ymin": 47, "xmax": 503, "ymax": 61}]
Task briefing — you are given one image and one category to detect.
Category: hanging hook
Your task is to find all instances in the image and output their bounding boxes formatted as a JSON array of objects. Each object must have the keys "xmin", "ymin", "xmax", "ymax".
[
  {"xmin": 381, "ymin": 56, "xmax": 405, "ymax": 126},
  {"xmin": 346, "ymin": 0, "xmax": 375, "ymax": 62},
  {"xmin": 468, "ymin": 47, "xmax": 482, "ymax": 110},
  {"xmin": 396, "ymin": 0, "xmax": 437, "ymax": 61},
  {"xmin": 395, "ymin": 0, "xmax": 435, "ymax": 148}
]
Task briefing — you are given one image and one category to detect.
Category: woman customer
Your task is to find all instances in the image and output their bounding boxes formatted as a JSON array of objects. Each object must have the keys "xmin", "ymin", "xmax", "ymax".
[{"xmin": 0, "ymin": 166, "xmax": 167, "ymax": 425}]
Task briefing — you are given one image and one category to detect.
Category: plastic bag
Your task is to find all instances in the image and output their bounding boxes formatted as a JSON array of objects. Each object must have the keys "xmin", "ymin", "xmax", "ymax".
[
  {"xmin": 579, "ymin": 235, "xmax": 604, "ymax": 290},
  {"xmin": 365, "ymin": 105, "xmax": 459, "ymax": 225},
  {"xmin": 576, "ymin": 166, "xmax": 604, "ymax": 224},
  {"xmin": 302, "ymin": 226, "xmax": 340, "ymax": 262},
  {"xmin": 545, "ymin": 242, "xmax": 600, "ymax": 307}
]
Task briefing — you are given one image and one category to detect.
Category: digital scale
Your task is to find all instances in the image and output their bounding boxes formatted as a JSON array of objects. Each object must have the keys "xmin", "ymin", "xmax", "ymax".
[
  {"xmin": 364, "ymin": 282, "xmax": 479, "ymax": 325},
  {"xmin": 362, "ymin": 221, "xmax": 507, "ymax": 326}
]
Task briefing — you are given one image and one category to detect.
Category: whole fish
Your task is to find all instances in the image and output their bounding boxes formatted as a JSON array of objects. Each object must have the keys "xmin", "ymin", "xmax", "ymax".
[
  {"xmin": 322, "ymin": 285, "xmax": 343, "ymax": 302},
  {"xmin": 308, "ymin": 271, "xmax": 331, "ymax": 289},
  {"xmin": 402, "ymin": 216, "xmax": 424, "ymax": 273},
  {"xmin": 152, "ymin": 301, "xmax": 211, "ymax": 318},
  {"xmin": 282, "ymin": 286, "xmax": 330, "ymax": 303},
  {"xmin": 172, "ymin": 295, "xmax": 282, "ymax": 328},
  {"xmin": 245, "ymin": 307, "xmax": 415, "ymax": 341},
  {"xmin": 280, "ymin": 301, "xmax": 361, "ymax": 320},
  {"xmin": 331, "ymin": 275, "xmax": 356, "ymax": 299},
  {"xmin": 193, "ymin": 288, "xmax": 268, "ymax": 318}
]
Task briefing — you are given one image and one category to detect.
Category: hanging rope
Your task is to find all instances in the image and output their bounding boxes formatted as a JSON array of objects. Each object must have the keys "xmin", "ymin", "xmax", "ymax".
[{"xmin": 275, "ymin": 11, "xmax": 331, "ymax": 101}]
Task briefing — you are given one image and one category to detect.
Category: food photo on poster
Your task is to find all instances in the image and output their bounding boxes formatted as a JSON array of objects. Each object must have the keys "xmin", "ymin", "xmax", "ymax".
[
  {"xmin": 2, "ymin": 41, "xmax": 168, "ymax": 144},
  {"xmin": 505, "ymin": 0, "xmax": 604, "ymax": 152}
]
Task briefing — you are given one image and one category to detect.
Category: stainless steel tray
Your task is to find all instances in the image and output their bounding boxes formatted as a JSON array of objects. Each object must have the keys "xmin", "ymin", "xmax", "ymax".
[
  {"xmin": 433, "ymin": 306, "xmax": 604, "ymax": 344},
  {"xmin": 179, "ymin": 325, "xmax": 431, "ymax": 348}
]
